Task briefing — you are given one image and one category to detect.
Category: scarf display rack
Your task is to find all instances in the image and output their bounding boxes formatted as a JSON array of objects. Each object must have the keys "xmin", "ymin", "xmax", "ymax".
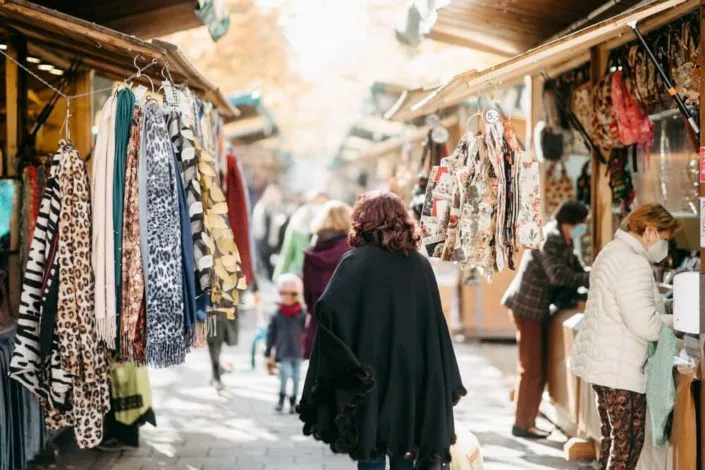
[{"xmin": 3, "ymin": 52, "xmax": 249, "ymax": 449}]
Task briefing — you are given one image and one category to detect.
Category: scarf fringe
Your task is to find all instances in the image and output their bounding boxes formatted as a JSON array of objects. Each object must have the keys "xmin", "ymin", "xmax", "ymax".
[
  {"xmin": 96, "ymin": 316, "xmax": 116, "ymax": 350},
  {"xmin": 147, "ymin": 339, "xmax": 186, "ymax": 369}
]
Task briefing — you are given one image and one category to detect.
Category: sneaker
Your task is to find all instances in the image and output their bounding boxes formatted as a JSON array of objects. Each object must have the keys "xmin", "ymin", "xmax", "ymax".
[
  {"xmin": 97, "ymin": 438, "xmax": 124, "ymax": 452},
  {"xmin": 211, "ymin": 379, "xmax": 225, "ymax": 392}
]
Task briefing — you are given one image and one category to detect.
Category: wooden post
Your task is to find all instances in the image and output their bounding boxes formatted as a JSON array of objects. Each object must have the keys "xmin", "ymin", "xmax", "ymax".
[
  {"xmin": 72, "ymin": 69, "xmax": 94, "ymax": 157},
  {"xmin": 590, "ymin": 45, "xmax": 612, "ymax": 257}
]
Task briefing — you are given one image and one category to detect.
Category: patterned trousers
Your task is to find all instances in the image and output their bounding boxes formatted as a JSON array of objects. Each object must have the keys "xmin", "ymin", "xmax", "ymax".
[{"xmin": 593, "ymin": 385, "xmax": 647, "ymax": 470}]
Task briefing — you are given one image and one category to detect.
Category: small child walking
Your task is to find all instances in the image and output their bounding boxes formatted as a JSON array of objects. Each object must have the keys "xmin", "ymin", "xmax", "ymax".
[{"xmin": 265, "ymin": 273, "xmax": 306, "ymax": 413}]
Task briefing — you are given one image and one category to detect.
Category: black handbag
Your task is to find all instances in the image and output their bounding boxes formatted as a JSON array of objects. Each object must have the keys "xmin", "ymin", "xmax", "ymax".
[{"xmin": 540, "ymin": 126, "xmax": 564, "ymax": 162}]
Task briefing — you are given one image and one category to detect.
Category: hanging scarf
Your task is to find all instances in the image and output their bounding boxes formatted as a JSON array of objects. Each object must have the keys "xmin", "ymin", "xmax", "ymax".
[
  {"xmin": 20, "ymin": 166, "xmax": 40, "ymax": 271},
  {"xmin": 54, "ymin": 141, "xmax": 111, "ymax": 448},
  {"xmin": 197, "ymin": 143, "xmax": 247, "ymax": 319},
  {"xmin": 10, "ymin": 150, "xmax": 71, "ymax": 409},
  {"xmin": 92, "ymin": 96, "xmax": 118, "ymax": 348},
  {"xmin": 120, "ymin": 107, "xmax": 147, "ymax": 364},
  {"xmin": 226, "ymin": 153, "xmax": 255, "ymax": 284},
  {"xmin": 173, "ymin": 151, "xmax": 198, "ymax": 347},
  {"xmin": 139, "ymin": 101, "xmax": 185, "ymax": 367},
  {"xmin": 167, "ymin": 111, "xmax": 211, "ymax": 345},
  {"xmin": 113, "ymin": 88, "xmax": 136, "ymax": 348},
  {"xmin": 11, "ymin": 142, "xmax": 110, "ymax": 449}
]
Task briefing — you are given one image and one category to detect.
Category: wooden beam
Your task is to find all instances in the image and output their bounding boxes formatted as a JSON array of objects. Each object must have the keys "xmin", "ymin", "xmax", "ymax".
[
  {"xmin": 427, "ymin": 27, "xmax": 519, "ymax": 57},
  {"xmin": 71, "ymin": 69, "xmax": 93, "ymax": 157},
  {"xmin": 412, "ymin": 0, "xmax": 695, "ymax": 115},
  {"xmin": 590, "ymin": 45, "xmax": 612, "ymax": 257}
]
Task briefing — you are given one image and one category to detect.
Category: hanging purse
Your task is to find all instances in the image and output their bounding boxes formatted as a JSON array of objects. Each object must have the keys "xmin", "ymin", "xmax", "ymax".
[
  {"xmin": 592, "ymin": 72, "xmax": 624, "ymax": 151},
  {"xmin": 576, "ymin": 160, "xmax": 591, "ymax": 206},
  {"xmin": 608, "ymin": 148, "xmax": 635, "ymax": 215},
  {"xmin": 611, "ymin": 70, "xmax": 654, "ymax": 149},
  {"xmin": 544, "ymin": 162, "xmax": 575, "ymax": 218}
]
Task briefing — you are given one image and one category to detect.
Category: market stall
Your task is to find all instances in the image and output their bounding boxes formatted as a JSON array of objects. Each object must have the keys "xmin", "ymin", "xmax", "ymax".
[
  {"xmin": 0, "ymin": 1, "xmax": 244, "ymax": 467},
  {"xmin": 384, "ymin": 0, "xmax": 704, "ymax": 467}
]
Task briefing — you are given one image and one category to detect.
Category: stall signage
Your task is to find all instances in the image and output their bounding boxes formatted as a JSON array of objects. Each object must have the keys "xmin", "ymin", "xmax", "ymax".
[{"xmin": 700, "ymin": 147, "xmax": 705, "ymax": 183}]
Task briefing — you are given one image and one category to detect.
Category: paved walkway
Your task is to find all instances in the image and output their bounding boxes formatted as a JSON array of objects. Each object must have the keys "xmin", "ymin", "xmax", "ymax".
[{"xmin": 50, "ymin": 310, "xmax": 592, "ymax": 470}]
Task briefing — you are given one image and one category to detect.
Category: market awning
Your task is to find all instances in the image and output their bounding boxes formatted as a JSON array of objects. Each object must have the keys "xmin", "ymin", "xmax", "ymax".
[
  {"xmin": 387, "ymin": 0, "xmax": 696, "ymax": 121},
  {"xmin": 29, "ymin": 0, "xmax": 207, "ymax": 39},
  {"xmin": 0, "ymin": 0, "xmax": 239, "ymax": 120},
  {"xmin": 427, "ymin": 0, "xmax": 643, "ymax": 56}
]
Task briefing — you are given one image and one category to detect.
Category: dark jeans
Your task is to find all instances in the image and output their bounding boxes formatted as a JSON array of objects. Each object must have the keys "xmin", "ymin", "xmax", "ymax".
[{"xmin": 358, "ymin": 457, "xmax": 414, "ymax": 470}]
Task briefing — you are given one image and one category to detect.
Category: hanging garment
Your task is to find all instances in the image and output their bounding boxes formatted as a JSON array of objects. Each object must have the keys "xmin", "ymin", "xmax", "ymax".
[
  {"xmin": 226, "ymin": 153, "xmax": 255, "ymax": 285},
  {"xmin": 515, "ymin": 158, "xmax": 542, "ymax": 249},
  {"xmin": 173, "ymin": 150, "xmax": 198, "ymax": 346},
  {"xmin": 645, "ymin": 325, "xmax": 677, "ymax": 447},
  {"xmin": 92, "ymin": 95, "xmax": 118, "ymax": 348},
  {"xmin": 439, "ymin": 135, "xmax": 471, "ymax": 261},
  {"xmin": 167, "ymin": 112, "xmax": 213, "ymax": 306},
  {"xmin": 197, "ymin": 143, "xmax": 247, "ymax": 318},
  {"xmin": 611, "ymin": 71, "xmax": 654, "ymax": 149},
  {"xmin": 1, "ymin": 328, "xmax": 46, "ymax": 470},
  {"xmin": 120, "ymin": 106, "xmax": 146, "ymax": 364},
  {"xmin": 670, "ymin": 20, "xmax": 701, "ymax": 107},
  {"xmin": 20, "ymin": 166, "xmax": 40, "ymax": 271},
  {"xmin": 113, "ymin": 88, "xmax": 136, "ymax": 345},
  {"xmin": 10, "ymin": 149, "xmax": 71, "ymax": 411},
  {"xmin": 11, "ymin": 142, "xmax": 110, "ymax": 449},
  {"xmin": 140, "ymin": 101, "xmax": 185, "ymax": 367},
  {"xmin": 53, "ymin": 141, "xmax": 111, "ymax": 447},
  {"xmin": 110, "ymin": 364, "xmax": 153, "ymax": 426}
]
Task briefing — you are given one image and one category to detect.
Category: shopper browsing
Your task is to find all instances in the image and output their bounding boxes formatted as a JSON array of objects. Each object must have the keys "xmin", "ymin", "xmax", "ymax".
[
  {"xmin": 570, "ymin": 203, "xmax": 680, "ymax": 470},
  {"xmin": 501, "ymin": 200, "xmax": 590, "ymax": 439},
  {"xmin": 265, "ymin": 274, "xmax": 306, "ymax": 413}
]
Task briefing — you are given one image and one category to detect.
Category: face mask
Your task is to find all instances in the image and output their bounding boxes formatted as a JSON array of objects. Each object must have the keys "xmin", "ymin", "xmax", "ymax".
[
  {"xmin": 647, "ymin": 235, "xmax": 669, "ymax": 263},
  {"xmin": 571, "ymin": 224, "xmax": 587, "ymax": 240}
]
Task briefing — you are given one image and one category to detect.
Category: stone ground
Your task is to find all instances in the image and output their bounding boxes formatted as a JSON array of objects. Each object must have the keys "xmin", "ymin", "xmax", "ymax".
[{"xmin": 45, "ymin": 301, "xmax": 595, "ymax": 470}]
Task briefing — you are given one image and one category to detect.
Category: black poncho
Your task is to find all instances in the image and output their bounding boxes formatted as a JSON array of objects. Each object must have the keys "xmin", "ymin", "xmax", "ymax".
[{"xmin": 298, "ymin": 245, "xmax": 466, "ymax": 464}]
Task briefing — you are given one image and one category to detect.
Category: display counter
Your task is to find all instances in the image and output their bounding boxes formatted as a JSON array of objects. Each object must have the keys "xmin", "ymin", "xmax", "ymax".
[{"xmin": 543, "ymin": 307, "xmax": 700, "ymax": 469}]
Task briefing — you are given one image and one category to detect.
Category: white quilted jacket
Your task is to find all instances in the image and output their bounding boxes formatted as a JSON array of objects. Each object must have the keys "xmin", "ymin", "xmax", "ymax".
[{"xmin": 569, "ymin": 230, "xmax": 664, "ymax": 394}]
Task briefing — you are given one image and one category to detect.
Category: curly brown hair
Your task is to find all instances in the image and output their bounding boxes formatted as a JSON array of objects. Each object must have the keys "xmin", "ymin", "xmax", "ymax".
[{"xmin": 348, "ymin": 191, "xmax": 421, "ymax": 255}]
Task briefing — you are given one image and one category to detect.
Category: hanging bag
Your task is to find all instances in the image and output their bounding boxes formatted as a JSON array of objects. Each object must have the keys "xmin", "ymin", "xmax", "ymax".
[
  {"xmin": 544, "ymin": 162, "xmax": 575, "ymax": 217},
  {"xmin": 592, "ymin": 72, "xmax": 624, "ymax": 151},
  {"xmin": 611, "ymin": 70, "xmax": 654, "ymax": 149},
  {"xmin": 576, "ymin": 161, "xmax": 591, "ymax": 206},
  {"xmin": 670, "ymin": 20, "xmax": 701, "ymax": 107}
]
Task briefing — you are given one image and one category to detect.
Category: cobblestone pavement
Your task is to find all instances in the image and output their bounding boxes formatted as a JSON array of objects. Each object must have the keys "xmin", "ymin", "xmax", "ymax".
[{"xmin": 53, "ymin": 309, "xmax": 590, "ymax": 470}]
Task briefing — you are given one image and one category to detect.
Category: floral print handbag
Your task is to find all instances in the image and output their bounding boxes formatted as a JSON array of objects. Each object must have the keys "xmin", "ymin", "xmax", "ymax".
[{"xmin": 544, "ymin": 162, "xmax": 575, "ymax": 218}]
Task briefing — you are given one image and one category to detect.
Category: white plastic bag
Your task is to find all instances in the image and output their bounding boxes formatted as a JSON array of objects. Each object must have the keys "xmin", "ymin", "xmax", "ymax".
[{"xmin": 450, "ymin": 423, "xmax": 484, "ymax": 470}]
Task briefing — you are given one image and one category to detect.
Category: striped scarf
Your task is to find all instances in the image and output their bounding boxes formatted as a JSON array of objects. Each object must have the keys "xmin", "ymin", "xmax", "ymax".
[{"xmin": 139, "ymin": 101, "xmax": 185, "ymax": 367}]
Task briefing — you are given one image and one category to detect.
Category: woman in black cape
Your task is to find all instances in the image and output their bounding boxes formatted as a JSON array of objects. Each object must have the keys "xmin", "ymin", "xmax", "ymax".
[{"xmin": 298, "ymin": 191, "xmax": 466, "ymax": 470}]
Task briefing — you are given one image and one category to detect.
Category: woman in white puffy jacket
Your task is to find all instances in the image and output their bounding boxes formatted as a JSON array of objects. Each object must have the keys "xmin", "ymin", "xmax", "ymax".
[{"xmin": 570, "ymin": 204, "xmax": 680, "ymax": 469}]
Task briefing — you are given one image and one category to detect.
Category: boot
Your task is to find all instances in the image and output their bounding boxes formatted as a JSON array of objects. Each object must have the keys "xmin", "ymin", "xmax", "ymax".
[
  {"xmin": 275, "ymin": 393, "xmax": 285, "ymax": 413},
  {"xmin": 289, "ymin": 396, "xmax": 297, "ymax": 414}
]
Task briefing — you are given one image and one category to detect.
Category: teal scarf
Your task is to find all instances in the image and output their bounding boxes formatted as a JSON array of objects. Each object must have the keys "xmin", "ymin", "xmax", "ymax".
[{"xmin": 113, "ymin": 88, "xmax": 136, "ymax": 348}]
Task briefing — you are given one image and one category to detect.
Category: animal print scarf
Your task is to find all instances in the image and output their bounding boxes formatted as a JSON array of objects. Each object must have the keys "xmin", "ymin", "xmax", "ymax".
[
  {"xmin": 11, "ymin": 142, "xmax": 110, "ymax": 448},
  {"xmin": 139, "ymin": 101, "xmax": 185, "ymax": 367}
]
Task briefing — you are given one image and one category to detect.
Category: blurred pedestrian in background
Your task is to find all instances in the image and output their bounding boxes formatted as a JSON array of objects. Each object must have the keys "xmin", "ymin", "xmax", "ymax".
[
  {"xmin": 265, "ymin": 273, "xmax": 306, "ymax": 413},
  {"xmin": 273, "ymin": 189, "xmax": 328, "ymax": 280},
  {"xmin": 501, "ymin": 200, "xmax": 590, "ymax": 439},
  {"xmin": 252, "ymin": 184, "xmax": 283, "ymax": 280},
  {"xmin": 302, "ymin": 200, "xmax": 352, "ymax": 359}
]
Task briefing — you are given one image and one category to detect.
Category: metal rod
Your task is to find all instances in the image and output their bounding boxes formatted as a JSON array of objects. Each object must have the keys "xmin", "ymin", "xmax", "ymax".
[{"xmin": 628, "ymin": 21, "xmax": 700, "ymax": 140}]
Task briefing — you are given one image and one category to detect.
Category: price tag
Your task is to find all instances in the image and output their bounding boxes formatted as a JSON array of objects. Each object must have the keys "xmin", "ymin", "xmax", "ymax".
[
  {"xmin": 485, "ymin": 109, "xmax": 500, "ymax": 124},
  {"xmin": 133, "ymin": 85, "xmax": 147, "ymax": 104},
  {"xmin": 431, "ymin": 126, "xmax": 449, "ymax": 144}
]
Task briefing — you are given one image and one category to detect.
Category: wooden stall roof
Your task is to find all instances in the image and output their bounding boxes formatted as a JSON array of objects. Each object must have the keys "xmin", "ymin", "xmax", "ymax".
[
  {"xmin": 428, "ymin": 0, "xmax": 642, "ymax": 57},
  {"xmin": 30, "ymin": 0, "xmax": 205, "ymax": 39},
  {"xmin": 387, "ymin": 0, "xmax": 696, "ymax": 121},
  {"xmin": 0, "ymin": 0, "xmax": 239, "ymax": 120}
]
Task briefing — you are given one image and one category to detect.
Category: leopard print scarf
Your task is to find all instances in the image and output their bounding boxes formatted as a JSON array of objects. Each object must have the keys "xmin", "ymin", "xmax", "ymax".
[
  {"xmin": 140, "ymin": 101, "xmax": 185, "ymax": 367},
  {"xmin": 11, "ymin": 142, "xmax": 110, "ymax": 449}
]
